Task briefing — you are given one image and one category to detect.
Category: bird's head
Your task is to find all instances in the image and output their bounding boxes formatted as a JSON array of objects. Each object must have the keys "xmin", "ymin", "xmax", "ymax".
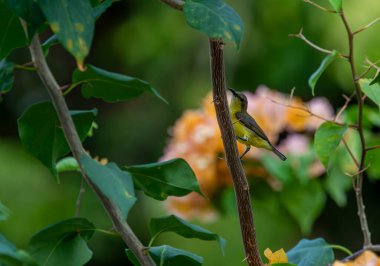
[{"xmin": 228, "ymin": 88, "xmax": 248, "ymax": 111}]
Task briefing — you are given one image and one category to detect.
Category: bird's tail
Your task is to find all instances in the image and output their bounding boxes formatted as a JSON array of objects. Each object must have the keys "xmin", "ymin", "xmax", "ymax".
[{"xmin": 271, "ymin": 146, "xmax": 287, "ymax": 161}]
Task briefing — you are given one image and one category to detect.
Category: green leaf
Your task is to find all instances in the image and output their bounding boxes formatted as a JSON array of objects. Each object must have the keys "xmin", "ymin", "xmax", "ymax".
[
  {"xmin": 124, "ymin": 158, "xmax": 203, "ymax": 201},
  {"xmin": 0, "ymin": 59, "xmax": 14, "ymax": 100},
  {"xmin": 328, "ymin": 0, "xmax": 342, "ymax": 12},
  {"xmin": 360, "ymin": 79, "xmax": 380, "ymax": 111},
  {"xmin": 41, "ymin": 34, "xmax": 59, "ymax": 56},
  {"xmin": 36, "ymin": 0, "xmax": 94, "ymax": 68},
  {"xmin": 0, "ymin": 234, "xmax": 36, "ymax": 266},
  {"xmin": 314, "ymin": 121, "xmax": 347, "ymax": 169},
  {"xmin": 287, "ymin": 238, "xmax": 334, "ymax": 266},
  {"xmin": 72, "ymin": 64, "xmax": 167, "ymax": 103},
  {"xmin": 324, "ymin": 166, "xmax": 351, "ymax": 207},
  {"xmin": 308, "ymin": 50, "xmax": 339, "ymax": 96},
  {"xmin": 56, "ymin": 157, "xmax": 80, "ymax": 173},
  {"xmin": 370, "ymin": 71, "xmax": 380, "ymax": 85},
  {"xmin": 149, "ymin": 215, "xmax": 226, "ymax": 255},
  {"xmin": 29, "ymin": 218, "xmax": 94, "ymax": 266},
  {"xmin": 18, "ymin": 102, "xmax": 96, "ymax": 180},
  {"xmin": 279, "ymin": 180, "xmax": 326, "ymax": 234},
  {"xmin": 150, "ymin": 246, "xmax": 203, "ymax": 266},
  {"xmin": 80, "ymin": 154, "xmax": 136, "ymax": 220},
  {"xmin": 4, "ymin": 0, "xmax": 45, "ymax": 38},
  {"xmin": 0, "ymin": 2, "xmax": 28, "ymax": 59},
  {"xmin": 93, "ymin": 0, "xmax": 113, "ymax": 18},
  {"xmin": 126, "ymin": 245, "xmax": 203, "ymax": 266},
  {"xmin": 183, "ymin": 0, "xmax": 244, "ymax": 49},
  {"xmin": 0, "ymin": 201, "xmax": 10, "ymax": 221}
]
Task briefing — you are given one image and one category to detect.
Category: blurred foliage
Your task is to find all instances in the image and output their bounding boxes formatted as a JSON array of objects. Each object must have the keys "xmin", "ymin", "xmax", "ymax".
[{"xmin": 1, "ymin": 0, "xmax": 380, "ymax": 265}]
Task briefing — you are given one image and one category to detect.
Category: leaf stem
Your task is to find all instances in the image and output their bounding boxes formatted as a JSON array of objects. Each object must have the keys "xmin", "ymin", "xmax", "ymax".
[
  {"xmin": 75, "ymin": 178, "xmax": 86, "ymax": 217},
  {"xmin": 339, "ymin": 10, "xmax": 372, "ymax": 248},
  {"xmin": 329, "ymin": 244, "xmax": 353, "ymax": 256},
  {"xmin": 209, "ymin": 39, "xmax": 263, "ymax": 266},
  {"xmin": 14, "ymin": 64, "xmax": 37, "ymax": 71},
  {"xmin": 28, "ymin": 35, "xmax": 155, "ymax": 266}
]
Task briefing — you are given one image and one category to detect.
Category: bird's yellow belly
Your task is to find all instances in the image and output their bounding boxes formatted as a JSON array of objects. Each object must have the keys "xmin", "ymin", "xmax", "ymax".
[{"xmin": 233, "ymin": 120, "xmax": 271, "ymax": 150}]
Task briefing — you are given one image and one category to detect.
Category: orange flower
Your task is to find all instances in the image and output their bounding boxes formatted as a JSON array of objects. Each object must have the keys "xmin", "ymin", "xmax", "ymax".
[{"xmin": 161, "ymin": 86, "xmax": 334, "ymax": 220}]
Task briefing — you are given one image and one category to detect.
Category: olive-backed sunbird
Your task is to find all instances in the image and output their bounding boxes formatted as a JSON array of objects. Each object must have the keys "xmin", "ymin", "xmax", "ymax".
[{"xmin": 228, "ymin": 88, "xmax": 287, "ymax": 161}]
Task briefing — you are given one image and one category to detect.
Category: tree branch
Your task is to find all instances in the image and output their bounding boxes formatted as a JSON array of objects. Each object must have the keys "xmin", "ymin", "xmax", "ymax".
[
  {"xmin": 29, "ymin": 35, "xmax": 155, "ymax": 266},
  {"xmin": 303, "ymin": 0, "xmax": 336, "ymax": 13},
  {"xmin": 340, "ymin": 11, "xmax": 372, "ymax": 248},
  {"xmin": 353, "ymin": 16, "xmax": 380, "ymax": 35},
  {"xmin": 209, "ymin": 39, "xmax": 263, "ymax": 266}
]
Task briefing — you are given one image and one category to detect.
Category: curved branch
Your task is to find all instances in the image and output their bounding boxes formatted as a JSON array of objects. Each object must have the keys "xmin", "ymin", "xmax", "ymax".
[
  {"xmin": 29, "ymin": 35, "xmax": 155, "ymax": 266},
  {"xmin": 209, "ymin": 39, "xmax": 263, "ymax": 266},
  {"xmin": 340, "ymin": 11, "xmax": 372, "ymax": 247}
]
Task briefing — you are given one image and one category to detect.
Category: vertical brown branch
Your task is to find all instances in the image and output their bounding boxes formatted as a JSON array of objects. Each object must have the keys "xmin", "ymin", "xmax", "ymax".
[
  {"xmin": 29, "ymin": 35, "xmax": 155, "ymax": 266},
  {"xmin": 209, "ymin": 39, "xmax": 263, "ymax": 266},
  {"xmin": 340, "ymin": 11, "xmax": 372, "ymax": 247}
]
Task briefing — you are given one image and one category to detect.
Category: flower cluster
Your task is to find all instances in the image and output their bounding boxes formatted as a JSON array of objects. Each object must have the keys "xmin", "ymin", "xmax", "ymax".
[{"xmin": 161, "ymin": 86, "xmax": 334, "ymax": 221}]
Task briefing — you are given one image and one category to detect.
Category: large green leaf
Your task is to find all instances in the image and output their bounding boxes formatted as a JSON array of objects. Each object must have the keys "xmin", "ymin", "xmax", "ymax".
[
  {"xmin": 314, "ymin": 121, "xmax": 347, "ymax": 169},
  {"xmin": 0, "ymin": 201, "xmax": 10, "ymax": 221},
  {"xmin": 328, "ymin": 0, "xmax": 342, "ymax": 12},
  {"xmin": 0, "ymin": 59, "xmax": 14, "ymax": 100},
  {"xmin": 360, "ymin": 79, "xmax": 380, "ymax": 111},
  {"xmin": 183, "ymin": 0, "xmax": 243, "ymax": 49},
  {"xmin": 4, "ymin": 0, "xmax": 45, "ymax": 38},
  {"xmin": 93, "ymin": 0, "xmax": 112, "ymax": 18},
  {"xmin": 80, "ymin": 154, "xmax": 136, "ymax": 220},
  {"xmin": 0, "ymin": 234, "xmax": 36, "ymax": 266},
  {"xmin": 36, "ymin": 0, "xmax": 94, "ymax": 67},
  {"xmin": 287, "ymin": 238, "xmax": 334, "ymax": 266},
  {"xmin": 18, "ymin": 102, "xmax": 96, "ymax": 180},
  {"xmin": 308, "ymin": 50, "xmax": 339, "ymax": 96},
  {"xmin": 324, "ymin": 166, "xmax": 351, "ymax": 207},
  {"xmin": 149, "ymin": 215, "xmax": 226, "ymax": 255},
  {"xmin": 72, "ymin": 64, "xmax": 166, "ymax": 103},
  {"xmin": 0, "ymin": 2, "xmax": 28, "ymax": 59},
  {"xmin": 126, "ymin": 245, "xmax": 203, "ymax": 266},
  {"xmin": 29, "ymin": 218, "xmax": 94, "ymax": 266},
  {"xmin": 124, "ymin": 158, "xmax": 203, "ymax": 201},
  {"xmin": 279, "ymin": 180, "xmax": 326, "ymax": 234}
]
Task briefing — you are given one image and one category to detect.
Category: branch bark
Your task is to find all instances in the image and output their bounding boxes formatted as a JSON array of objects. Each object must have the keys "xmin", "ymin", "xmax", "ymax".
[
  {"xmin": 340, "ymin": 11, "xmax": 372, "ymax": 248},
  {"xmin": 29, "ymin": 35, "xmax": 155, "ymax": 266},
  {"xmin": 209, "ymin": 39, "xmax": 263, "ymax": 266}
]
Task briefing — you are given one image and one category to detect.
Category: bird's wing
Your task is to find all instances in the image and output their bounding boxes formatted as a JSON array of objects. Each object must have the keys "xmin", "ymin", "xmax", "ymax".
[{"xmin": 235, "ymin": 112, "xmax": 270, "ymax": 142}]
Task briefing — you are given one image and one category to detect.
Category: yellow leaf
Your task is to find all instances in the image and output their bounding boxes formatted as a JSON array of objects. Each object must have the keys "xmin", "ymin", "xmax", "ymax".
[{"xmin": 264, "ymin": 248, "xmax": 288, "ymax": 265}]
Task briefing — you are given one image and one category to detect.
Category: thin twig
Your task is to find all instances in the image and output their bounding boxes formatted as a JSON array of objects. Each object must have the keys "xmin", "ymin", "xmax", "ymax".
[
  {"xmin": 366, "ymin": 144, "xmax": 380, "ymax": 152},
  {"xmin": 342, "ymin": 244, "xmax": 380, "ymax": 262},
  {"xmin": 268, "ymin": 97, "xmax": 357, "ymax": 129},
  {"xmin": 340, "ymin": 11, "xmax": 372, "ymax": 247},
  {"xmin": 342, "ymin": 138, "xmax": 359, "ymax": 168},
  {"xmin": 209, "ymin": 39, "xmax": 263, "ymax": 266},
  {"xmin": 335, "ymin": 93, "xmax": 355, "ymax": 121},
  {"xmin": 14, "ymin": 64, "xmax": 37, "ymax": 71},
  {"xmin": 353, "ymin": 17, "xmax": 380, "ymax": 35},
  {"xmin": 29, "ymin": 35, "xmax": 155, "ymax": 266},
  {"xmin": 75, "ymin": 178, "xmax": 86, "ymax": 217},
  {"xmin": 289, "ymin": 28, "xmax": 347, "ymax": 58},
  {"xmin": 303, "ymin": 0, "xmax": 336, "ymax": 13},
  {"xmin": 159, "ymin": 0, "xmax": 184, "ymax": 11}
]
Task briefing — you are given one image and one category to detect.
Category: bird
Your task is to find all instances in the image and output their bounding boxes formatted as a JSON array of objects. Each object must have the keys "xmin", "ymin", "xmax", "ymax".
[{"xmin": 227, "ymin": 88, "xmax": 286, "ymax": 161}]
